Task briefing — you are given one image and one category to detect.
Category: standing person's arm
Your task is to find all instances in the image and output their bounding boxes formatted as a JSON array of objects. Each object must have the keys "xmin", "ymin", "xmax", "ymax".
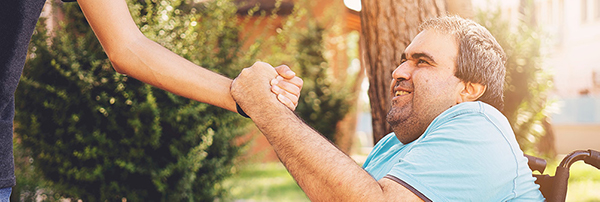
[
  {"xmin": 76, "ymin": 0, "xmax": 302, "ymax": 112},
  {"xmin": 231, "ymin": 62, "xmax": 422, "ymax": 201}
]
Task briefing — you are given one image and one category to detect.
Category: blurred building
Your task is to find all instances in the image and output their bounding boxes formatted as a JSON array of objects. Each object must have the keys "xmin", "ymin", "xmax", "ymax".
[
  {"xmin": 474, "ymin": 0, "xmax": 600, "ymax": 154},
  {"xmin": 534, "ymin": 0, "xmax": 600, "ymax": 154}
]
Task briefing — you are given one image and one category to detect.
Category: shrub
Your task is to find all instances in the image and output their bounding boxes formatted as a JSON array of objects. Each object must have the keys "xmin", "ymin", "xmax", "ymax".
[{"xmin": 15, "ymin": 0, "xmax": 250, "ymax": 201}]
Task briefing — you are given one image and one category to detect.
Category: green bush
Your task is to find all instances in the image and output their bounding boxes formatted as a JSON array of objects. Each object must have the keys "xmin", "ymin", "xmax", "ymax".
[
  {"xmin": 293, "ymin": 22, "xmax": 352, "ymax": 143},
  {"xmin": 258, "ymin": 5, "xmax": 354, "ymax": 144},
  {"xmin": 15, "ymin": 0, "xmax": 251, "ymax": 201}
]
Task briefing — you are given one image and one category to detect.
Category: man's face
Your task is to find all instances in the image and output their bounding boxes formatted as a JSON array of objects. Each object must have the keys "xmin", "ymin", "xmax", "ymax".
[{"xmin": 386, "ymin": 30, "xmax": 464, "ymax": 144}]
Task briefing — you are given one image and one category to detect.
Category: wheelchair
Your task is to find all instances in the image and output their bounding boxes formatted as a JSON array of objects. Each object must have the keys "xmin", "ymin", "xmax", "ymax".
[{"xmin": 525, "ymin": 149, "xmax": 600, "ymax": 202}]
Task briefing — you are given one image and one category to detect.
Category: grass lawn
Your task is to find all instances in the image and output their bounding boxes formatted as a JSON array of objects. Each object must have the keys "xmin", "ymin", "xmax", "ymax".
[
  {"xmin": 222, "ymin": 163, "xmax": 309, "ymax": 202},
  {"xmin": 222, "ymin": 158, "xmax": 600, "ymax": 202}
]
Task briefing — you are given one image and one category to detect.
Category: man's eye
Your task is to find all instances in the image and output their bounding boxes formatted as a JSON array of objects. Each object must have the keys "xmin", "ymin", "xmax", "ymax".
[{"xmin": 417, "ymin": 59, "xmax": 430, "ymax": 65}]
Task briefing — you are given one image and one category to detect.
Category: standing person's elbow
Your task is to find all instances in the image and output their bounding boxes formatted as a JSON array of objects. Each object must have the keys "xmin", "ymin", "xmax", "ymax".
[
  {"xmin": 107, "ymin": 55, "xmax": 126, "ymax": 74},
  {"xmin": 103, "ymin": 39, "xmax": 136, "ymax": 75},
  {"xmin": 108, "ymin": 58, "xmax": 127, "ymax": 74}
]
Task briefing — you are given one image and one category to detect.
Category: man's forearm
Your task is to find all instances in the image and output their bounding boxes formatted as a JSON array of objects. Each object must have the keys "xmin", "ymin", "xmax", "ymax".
[
  {"xmin": 232, "ymin": 62, "xmax": 421, "ymax": 201},
  {"xmin": 251, "ymin": 104, "xmax": 384, "ymax": 201}
]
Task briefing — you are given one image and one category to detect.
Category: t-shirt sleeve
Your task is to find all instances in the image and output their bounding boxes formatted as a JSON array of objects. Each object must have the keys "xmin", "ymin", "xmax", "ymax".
[
  {"xmin": 386, "ymin": 111, "xmax": 521, "ymax": 201},
  {"xmin": 362, "ymin": 133, "xmax": 396, "ymax": 169}
]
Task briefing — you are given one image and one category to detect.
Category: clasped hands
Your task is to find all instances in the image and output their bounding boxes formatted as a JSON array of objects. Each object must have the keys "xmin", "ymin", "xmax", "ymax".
[{"xmin": 232, "ymin": 61, "xmax": 303, "ymax": 118}]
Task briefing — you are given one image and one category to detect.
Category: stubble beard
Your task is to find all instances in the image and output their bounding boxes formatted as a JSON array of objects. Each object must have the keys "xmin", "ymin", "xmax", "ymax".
[{"xmin": 386, "ymin": 101, "xmax": 429, "ymax": 144}]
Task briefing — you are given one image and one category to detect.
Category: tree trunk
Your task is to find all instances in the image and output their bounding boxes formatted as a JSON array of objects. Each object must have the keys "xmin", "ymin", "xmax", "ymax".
[
  {"xmin": 538, "ymin": 117, "xmax": 556, "ymax": 158},
  {"xmin": 360, "ymin": 0, "xmax": 446, "ymax": 144},
  {"xmin": 446, "ymin": 0, "xmax": 473, "ymax": 18}
]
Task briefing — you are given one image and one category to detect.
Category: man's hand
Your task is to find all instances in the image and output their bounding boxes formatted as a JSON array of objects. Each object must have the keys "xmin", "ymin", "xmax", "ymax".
[
  {"xmin": 232, "ymin": 61, "xmax": 299, "ymax": 117},
  {"xmin": 272, "ymin": 65, "xmax": 303, "ymax": 110}
]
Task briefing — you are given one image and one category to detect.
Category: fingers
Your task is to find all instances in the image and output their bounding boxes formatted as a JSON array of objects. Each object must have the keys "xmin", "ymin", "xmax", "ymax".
[
  {"xmin": 271, "ymin": 76, "xmax": 302, "ymax": 96},
  {"xmin": 271, "ymin": 64, "xmax": 304, "ymax": 110},
  {"xmin": 287, "ymin": 76, "xmax": 304, "ymax": 89},
  {"xmin": 271, "ymin": 77, "xmax": 300, "ymax": 110},
  {"xmin": 273, "ymin": 64, "xmax": 303, "ymax": 89},
  {"xmin": 277, "ymin": 93, "xmax": 297, "ymax": 110},
  {"xmin": 271, "ymin": 83, "xmax": 299, "ymax": 108}
]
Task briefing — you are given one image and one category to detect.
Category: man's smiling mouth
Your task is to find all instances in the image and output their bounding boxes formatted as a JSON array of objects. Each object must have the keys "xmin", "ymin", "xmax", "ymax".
[{"xmin": 395, "ymin": 90, "xmax": 411, "ymax": 97}]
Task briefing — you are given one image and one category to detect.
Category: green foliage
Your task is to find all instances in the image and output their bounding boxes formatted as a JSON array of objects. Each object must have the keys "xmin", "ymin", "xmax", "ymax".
[
  {"xmin": 11, "ymin": 136, "xmax": 57, "ymax": 202},
  {"xmin": 259, "ymin": 4, "xmax": 354, "ymax": 144},
  {"xmin": 293, "ymin": 23, "xmax": 352, "ymax": 143},
  {"xmin": 475, "ymin": 1, "xmax": 554, "ymax": 156},
  {"xmin": 15, "ymin": 0, "xmax": 251, "ymax": 201}
]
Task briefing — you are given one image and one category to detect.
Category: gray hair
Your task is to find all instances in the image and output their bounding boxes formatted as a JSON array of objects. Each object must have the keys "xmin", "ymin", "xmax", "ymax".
[{"xmin": 420, "ymin": 16, "xmax": 506, "ymax": 111}]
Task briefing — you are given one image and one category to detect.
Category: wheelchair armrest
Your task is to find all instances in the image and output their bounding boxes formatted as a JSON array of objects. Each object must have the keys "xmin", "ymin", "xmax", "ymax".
[{"xmin": 525, "ymin": 154, "xmax": 547, "ymax": 173}]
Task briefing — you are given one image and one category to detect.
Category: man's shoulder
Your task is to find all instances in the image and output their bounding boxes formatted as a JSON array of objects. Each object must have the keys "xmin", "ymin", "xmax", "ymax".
[
  {"xmin": 420, "ymin": 101, "xmax": 516, "ymax": 149},
  {"xmin": 442, "ymin": 101, "xmax": 502, "ymax": 118},
  {"xmin": 429, "ymin": 101, "xmax": 508, "ymax": 130}
]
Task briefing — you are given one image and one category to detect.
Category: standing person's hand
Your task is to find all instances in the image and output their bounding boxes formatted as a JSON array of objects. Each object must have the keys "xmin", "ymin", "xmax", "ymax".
[
  {"xmin": 272, "ymin": 65, "xmax": 303, "ymax": 110},
  {"xmin": 232, "ymin": 62, "xmax": 298, "ymax": 118}
]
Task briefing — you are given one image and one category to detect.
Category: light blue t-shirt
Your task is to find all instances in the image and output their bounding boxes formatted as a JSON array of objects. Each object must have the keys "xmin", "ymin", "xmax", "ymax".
[{"xmin": 363, "ymin": 101, "xmax": 545, "ymax": 201}]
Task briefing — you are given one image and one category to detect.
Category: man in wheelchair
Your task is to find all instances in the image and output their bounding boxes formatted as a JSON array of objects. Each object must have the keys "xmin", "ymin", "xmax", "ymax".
[{"xmin": 232, "ymin": 16, "xmax": 545, "ymax": 201}]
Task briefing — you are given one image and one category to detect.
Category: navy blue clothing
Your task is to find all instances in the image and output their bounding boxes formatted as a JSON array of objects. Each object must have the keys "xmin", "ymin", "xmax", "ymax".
[
  {"xmin": 1, "ymin": 0, "xmax": 75, "ymax": 188},
  {"xmin": 0, "ymin": 0, "xmax": 47, "ymax": 189}
]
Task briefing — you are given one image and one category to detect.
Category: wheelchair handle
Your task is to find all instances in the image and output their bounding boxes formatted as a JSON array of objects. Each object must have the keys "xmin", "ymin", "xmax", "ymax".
[
  {"xmin": 557, "ymin": 149, "xmax": 600, "ymax": 169},
  {"xmin": 584, "ymin": 149, "xmax": 600, "ymax": 170},
  {"xmin": 550, "ymin": 149, "xmax": 600, "ymax": 202}
]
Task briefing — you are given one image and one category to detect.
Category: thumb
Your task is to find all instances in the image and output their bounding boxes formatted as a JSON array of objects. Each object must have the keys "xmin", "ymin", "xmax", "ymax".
[{"xmin": 274, "ymin": 65, "xmax": 296, "ymax": 79}]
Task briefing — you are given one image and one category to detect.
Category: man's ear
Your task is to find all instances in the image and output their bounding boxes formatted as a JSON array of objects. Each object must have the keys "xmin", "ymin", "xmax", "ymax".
[{"xmin": 457, "ymin": 82, "xmax": 486, "ymax": 103}]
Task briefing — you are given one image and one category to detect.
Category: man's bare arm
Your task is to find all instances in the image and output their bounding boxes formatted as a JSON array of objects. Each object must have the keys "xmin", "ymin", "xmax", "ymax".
[
  {"xmin": 77, "ymin": 0, "xmax": 301, "ymax": 111},
  {"xmin": 231, "ymin": 62, "xmax": 423, "ymax": 201}
]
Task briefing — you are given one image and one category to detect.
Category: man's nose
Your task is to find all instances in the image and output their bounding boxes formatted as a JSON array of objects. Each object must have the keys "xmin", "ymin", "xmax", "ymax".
[{"xmin": 392, "ymin": 63, "xmax": 412, "ymax": 81}]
